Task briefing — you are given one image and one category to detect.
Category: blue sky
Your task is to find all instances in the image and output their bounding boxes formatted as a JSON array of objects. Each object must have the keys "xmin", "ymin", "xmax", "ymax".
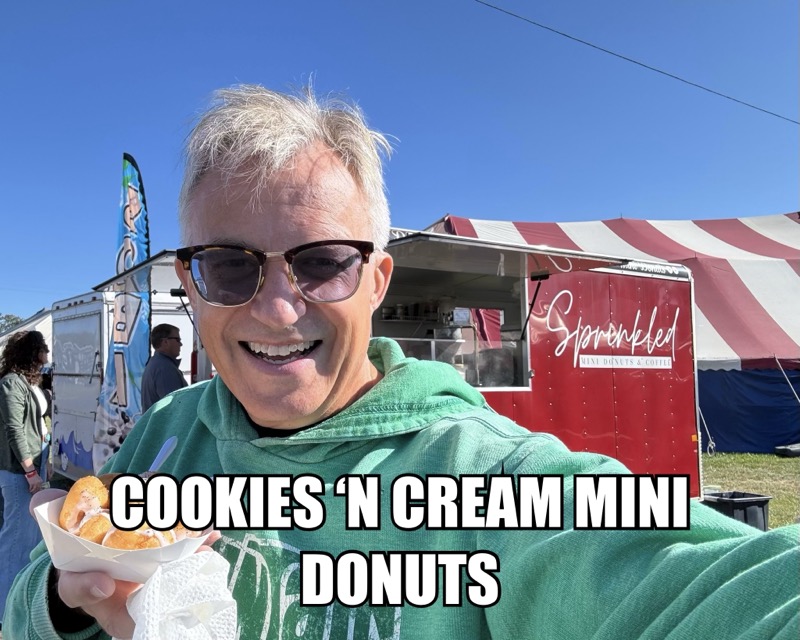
[{"xmin": 1, "ymin": 0, "xmax": 797, "ymax": 319}]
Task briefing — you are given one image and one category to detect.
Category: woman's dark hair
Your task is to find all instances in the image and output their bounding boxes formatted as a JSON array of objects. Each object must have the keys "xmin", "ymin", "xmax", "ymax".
[{"xmin": 0, "ymin": 330, "xmax": 47, "ymax": 385}]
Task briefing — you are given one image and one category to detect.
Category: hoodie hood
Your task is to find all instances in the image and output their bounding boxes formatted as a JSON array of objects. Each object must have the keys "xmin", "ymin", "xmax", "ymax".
[{"xmin": 197, "ymin": 337, "xmax": 487, "ymax": 448}]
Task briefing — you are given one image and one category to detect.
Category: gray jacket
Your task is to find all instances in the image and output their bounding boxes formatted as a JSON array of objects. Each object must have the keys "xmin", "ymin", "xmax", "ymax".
[{"xmin": 0, "ymin": 373, "xmax": 44, "ymax": 473}]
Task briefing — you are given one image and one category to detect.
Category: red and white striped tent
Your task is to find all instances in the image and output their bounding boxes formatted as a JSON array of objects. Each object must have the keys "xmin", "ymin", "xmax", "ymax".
[{"xmin": 429, "ymin": 212, "xmax": 800, "ymax": 452}]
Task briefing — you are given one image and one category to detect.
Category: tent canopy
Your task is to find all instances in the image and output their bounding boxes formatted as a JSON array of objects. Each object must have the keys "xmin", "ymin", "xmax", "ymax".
[{"xmin": 431, "ymin": 213, "xmax": 800, "ymax": 372}]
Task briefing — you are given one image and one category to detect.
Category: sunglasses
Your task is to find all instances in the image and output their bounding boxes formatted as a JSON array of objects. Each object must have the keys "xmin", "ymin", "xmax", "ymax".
[{"xmin": 176, "ymin": 240, "xmax": 374, "ymax": 307}]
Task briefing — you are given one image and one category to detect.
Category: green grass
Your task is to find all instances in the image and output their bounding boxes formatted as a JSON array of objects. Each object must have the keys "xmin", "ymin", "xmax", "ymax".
[{"xmin": 701, "ymin": 453, "xmax": 800, "ymax": 529}]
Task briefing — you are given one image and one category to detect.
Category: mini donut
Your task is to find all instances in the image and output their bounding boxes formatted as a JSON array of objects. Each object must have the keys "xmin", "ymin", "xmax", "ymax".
[
  {"xmin": 75, "ymin": 513, "xmax": 113, "ymax": 545},
  {"xmin": 59, "ymin": 476, "xmax": 110, "ymax": 532},
  {"xmin": 103, "ymin": 525, "xmax": 177, "ymax": 550}
]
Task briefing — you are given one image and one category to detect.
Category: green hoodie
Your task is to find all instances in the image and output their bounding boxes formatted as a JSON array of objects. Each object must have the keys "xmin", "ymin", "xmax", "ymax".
[{"xmin": 6, "ymin": 338, "xmax": 799, "ymax": 639}]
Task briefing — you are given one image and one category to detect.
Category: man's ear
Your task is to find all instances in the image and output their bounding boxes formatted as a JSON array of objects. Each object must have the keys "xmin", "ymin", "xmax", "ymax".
[{"xmin": 368, "ymin": 251, "xmax": 393, "ymax": 312}]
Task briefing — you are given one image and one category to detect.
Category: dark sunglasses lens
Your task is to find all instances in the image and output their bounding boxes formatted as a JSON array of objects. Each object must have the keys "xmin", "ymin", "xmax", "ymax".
[
  {"xmin": 190, "ymin": 248, "xmax": 261, "ymax": 306},
  {"xmin": 292, "ymin": 244, "xmax": 364, "ymax": 302}
]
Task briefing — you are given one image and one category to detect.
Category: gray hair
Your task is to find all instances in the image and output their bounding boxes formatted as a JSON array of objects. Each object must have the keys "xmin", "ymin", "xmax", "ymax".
[{"xmin": 178, "ymin": 84, "xmax": 393, "ymax": 249}]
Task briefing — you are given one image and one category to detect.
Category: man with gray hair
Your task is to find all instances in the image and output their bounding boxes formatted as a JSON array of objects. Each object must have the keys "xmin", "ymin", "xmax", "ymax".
[{"xmin": 6, "ymin": 84, "xmax": 798, "ymax": 639}]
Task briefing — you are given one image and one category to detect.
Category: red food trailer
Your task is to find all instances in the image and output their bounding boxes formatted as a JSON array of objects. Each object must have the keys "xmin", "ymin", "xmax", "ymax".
[{"xmin": 376, "ymin": 228, "xmax": 702, "ymax": 496}]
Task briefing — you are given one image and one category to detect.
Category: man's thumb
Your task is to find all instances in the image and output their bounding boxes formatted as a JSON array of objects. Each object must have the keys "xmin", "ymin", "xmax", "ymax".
[{"xmin": 29, "ymin": 487, "xmax": 67, "ymax": 518}]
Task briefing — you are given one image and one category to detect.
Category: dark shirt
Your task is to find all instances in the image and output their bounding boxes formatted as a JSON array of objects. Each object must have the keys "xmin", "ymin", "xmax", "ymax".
[{"xmin": 141, "ymin": 351, "xmax": 188, "ymax": 412}]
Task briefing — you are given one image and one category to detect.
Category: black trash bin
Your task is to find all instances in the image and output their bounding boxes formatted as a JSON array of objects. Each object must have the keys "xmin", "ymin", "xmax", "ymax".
[{"xmin": 702, "ymin": 491, "xmax": 772, "ymax": 531}]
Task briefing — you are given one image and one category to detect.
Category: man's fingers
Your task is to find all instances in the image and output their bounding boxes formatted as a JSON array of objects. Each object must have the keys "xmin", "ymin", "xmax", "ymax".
[
  {"xmin": 57, "ymin": 571, "xmax": 119, "ymax": 608},
  {"xmin": 206, "ymin": 530, "xmax": 222, "ymax": 545},
  {"xmin": 29, "ymin": 488, "xmax": 67, "ymax": 517},
  {"xmin": 197, "ymin": 529, "xmax": 222, "ymax": 553},
  {"xmin": 57, "ymin": 571, "xmax": 139, "ymax": 639}
]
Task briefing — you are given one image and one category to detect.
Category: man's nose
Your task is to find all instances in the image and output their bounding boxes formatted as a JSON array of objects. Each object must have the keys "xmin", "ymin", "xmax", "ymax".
[{"xmin": 248, "ymin": 262, "xmax": 306, "ymax": 327}]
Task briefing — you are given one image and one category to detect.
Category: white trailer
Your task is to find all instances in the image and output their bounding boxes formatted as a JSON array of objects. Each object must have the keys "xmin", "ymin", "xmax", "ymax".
[{"xmin": 50, "ymin": 251, "xmax": 200, "ymax": 479}]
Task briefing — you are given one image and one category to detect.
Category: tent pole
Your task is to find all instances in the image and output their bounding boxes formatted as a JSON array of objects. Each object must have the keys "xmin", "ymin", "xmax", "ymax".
[
  {"xmin": 774, "ymin": 356, "xmax": 800, "ymax": 405},
  {"xmin": 699, "ymin": 409, "xmax": 716, "ymax": 455}
]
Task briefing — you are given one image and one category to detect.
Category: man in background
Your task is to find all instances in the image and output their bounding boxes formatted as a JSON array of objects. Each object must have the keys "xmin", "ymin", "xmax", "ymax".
[{"xmin": 140, "ymin": 323, "xmax": 187, "ymax": 411}]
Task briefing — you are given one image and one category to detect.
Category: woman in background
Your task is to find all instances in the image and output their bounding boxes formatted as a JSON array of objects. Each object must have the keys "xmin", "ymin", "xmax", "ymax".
[{"xmin": 0, "ymin": 330, "xmax": 49, "ymax": 626}]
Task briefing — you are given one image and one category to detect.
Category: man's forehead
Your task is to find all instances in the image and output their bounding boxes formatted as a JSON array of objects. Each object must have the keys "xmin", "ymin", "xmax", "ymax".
[
  {"xmin": 201, "ymin": 150, "xmax": 356, "ymax": 204},
  {"xmin": 186, "ymin": 159, "xmax": 367, "ymax": 240}
]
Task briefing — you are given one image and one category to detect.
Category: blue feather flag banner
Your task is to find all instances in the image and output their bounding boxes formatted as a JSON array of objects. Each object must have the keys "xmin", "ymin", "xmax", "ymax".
[{"xmin": 94, "ymin": 153, "xmax": 151, "ymax": 471}]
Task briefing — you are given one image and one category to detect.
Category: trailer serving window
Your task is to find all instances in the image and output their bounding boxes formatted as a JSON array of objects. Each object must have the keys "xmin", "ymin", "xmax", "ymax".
[{"xmin": 376, "ymin": 231, "xmax": 626, "ymax": 389}]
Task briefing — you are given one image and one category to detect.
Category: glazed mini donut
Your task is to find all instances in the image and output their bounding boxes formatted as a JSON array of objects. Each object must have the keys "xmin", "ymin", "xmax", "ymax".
[
  {"xmin": 75, "ymin": 513, "xmax": 113, "ymax": 545},
  {"xmin": 59, "ymin": 476, "xmax": 110, "ymax": 532},
  {"xmin": 103, "ymin": 525, "xmax": 178, "ymax": 550}
]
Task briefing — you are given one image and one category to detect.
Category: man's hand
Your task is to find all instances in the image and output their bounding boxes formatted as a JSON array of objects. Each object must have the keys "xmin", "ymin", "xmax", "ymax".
[
  {"xmin": 29, "ymin": 489, "xmax": 136, "ymax": 636},
  {"xmin": 57, "ymin": 571, "xmax": 139, "ymax": 639},
  {"xmin": 29, "ymin": 488, "xmax": 223, "ymax": 638},
  {"xmin": 55, "ymin": 531, "xmax": 222, "ymax": 639},
  {"xmin": 29, "ymin": 487, "xmax": 66, "ymax": 516}
]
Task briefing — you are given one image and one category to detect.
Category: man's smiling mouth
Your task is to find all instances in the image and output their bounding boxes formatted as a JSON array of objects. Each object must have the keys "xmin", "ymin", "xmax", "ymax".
[{"xmin": 243, "ymin": 340, "xmax": 321, "ymax": 365}]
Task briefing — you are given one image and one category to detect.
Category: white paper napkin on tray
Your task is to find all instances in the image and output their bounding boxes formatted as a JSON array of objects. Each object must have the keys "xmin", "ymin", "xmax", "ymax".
[{"xmin": 124, "ymin": 550, "xmax": 238, "ymax": 640}]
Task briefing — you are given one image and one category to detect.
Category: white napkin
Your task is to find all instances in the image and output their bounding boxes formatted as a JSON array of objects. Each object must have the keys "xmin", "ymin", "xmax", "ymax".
[{"xmin": 125, "ymin": 551, "xmax": 238, "ymax": 640}]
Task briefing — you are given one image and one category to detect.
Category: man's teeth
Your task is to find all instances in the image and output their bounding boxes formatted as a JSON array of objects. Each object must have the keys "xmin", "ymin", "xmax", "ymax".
[{"xmin": 247, "ymin": 341, "xmax": 315, "ymax": 357}]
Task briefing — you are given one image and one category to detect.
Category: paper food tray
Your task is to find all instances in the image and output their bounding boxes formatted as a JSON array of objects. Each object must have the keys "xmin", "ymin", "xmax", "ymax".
[{"xmin": 34, "ymin": 495, "xmax": 212, "ymax": 583}]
